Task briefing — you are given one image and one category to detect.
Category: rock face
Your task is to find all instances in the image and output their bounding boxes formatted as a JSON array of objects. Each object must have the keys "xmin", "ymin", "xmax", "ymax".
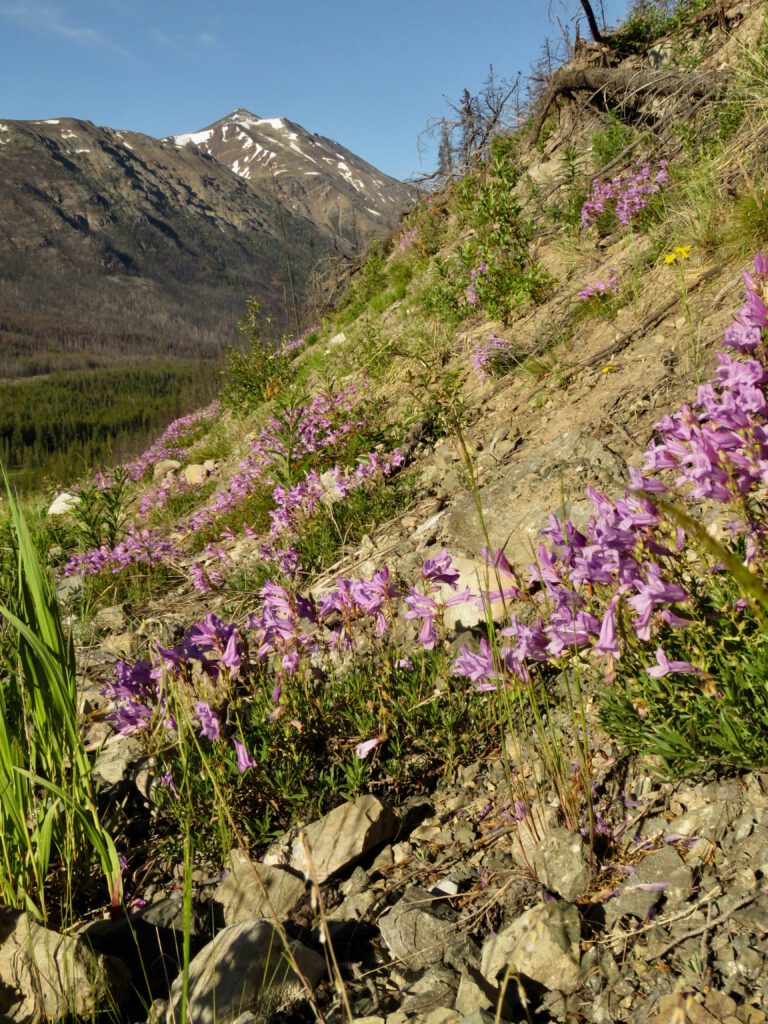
[
  {"xmin": 0, "ymin": 910, "xmax": 129, "ymax": 1024},
  {"xmin": 378, "ymin": 886, "xmax": 467, "ymax": 972},
  {"xmin": 165, "ymin": 920, "xmax": 325, "ymax": 1024},
  {"xmin": 214, "ymin": 850, "xmax": 306, "ymax": 925},
  {"xmin": 289, "ymin": 795, "xmax": 397, "ymax": 883},
  {"xmin": 533, "ymin": 828, "xmax": 592, "ymax": 902},
  {"xmin": 481, "ymin": 902, "xmax": 582, "ymax": 995}
]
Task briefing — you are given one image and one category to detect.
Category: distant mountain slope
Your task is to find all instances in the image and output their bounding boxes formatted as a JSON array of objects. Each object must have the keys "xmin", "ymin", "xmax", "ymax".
[
  {"xmin": 0, "ymin": 113, "xmax": 412, "ymax": 379},
  {"xmin": 168, "ymin": 109, "xmax": 414, "ymax": 249}
]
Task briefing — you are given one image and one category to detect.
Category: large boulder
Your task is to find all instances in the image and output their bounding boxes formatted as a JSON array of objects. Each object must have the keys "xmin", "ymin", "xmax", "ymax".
[
  {"xmin": 0, "ymin": 910, "xmax": 129, "ymax": 1024},
  {"xmin": 214, "ymin": 850, "xmax": 306, "ymax": 925}
]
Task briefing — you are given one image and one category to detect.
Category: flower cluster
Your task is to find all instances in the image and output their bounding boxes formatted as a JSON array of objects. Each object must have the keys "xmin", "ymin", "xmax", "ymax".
[
  {"xmin": 398, "ymin": 227, "xmax": 420, "ymax": 255},
  {"xmin": 455, "ymin": 253, "xmax": 768, "ymax": 690},
  {"xmin": 471, "ymin": 334, "xmax": 517, "ymax": 383},
  {"xmin": 65, "ymin": 526, "xmax": 180, "ymax": 577},
  {"xmin": 578, "ymin": 268, "xmax": 620, "ymax": 301},
  {"xmin": 103, "ymin": 613, "xmax": 256, "ymax": 770},
  {"xmin": 126, "ymin": 403, "xmax": 220, "ymax": 481},
  {"xmin": 581, "ymin": 160, "xmax": 669, "ymax": 230},
  {"xmin": 664, "ymin": 245, "xmax": 691, "ymax": 266},
  {"xmin": 466, "ymin": 262, "xmax": 490, "ymax": 306},
  {"xmin": 137, "ymin": 472, "xmax": 205, "ymax": 521}
]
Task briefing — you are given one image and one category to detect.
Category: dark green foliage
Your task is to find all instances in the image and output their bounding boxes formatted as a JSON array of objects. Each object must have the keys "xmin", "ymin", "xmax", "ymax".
[
  {"xmin": 591, "ymin": 114, "xmax": 636, "ymax": 171},
  {"xmin": 616, "ymin": 0, "xmax": 712, "ymax": 50},
  {"xmin": 0, "ymin": 359, "xmax": 217, "ymax": 491},
  {"xmin": 294, "ymin": 473, "xmax": 415, "ymax": 577},
  {"xmin": 220, "ymin": 300, "xmax": 294, "ymax": 412},
  {"xmin": 601, "ymin": 572, "xmax": 768, "ymax": 776}
]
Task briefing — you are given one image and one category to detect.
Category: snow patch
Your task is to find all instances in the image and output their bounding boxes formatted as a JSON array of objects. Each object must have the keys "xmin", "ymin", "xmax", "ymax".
[
  {"xmin": 304, "ymin": 171, "xmax": 321, "ymax": 176},
  {"xmin": 38, "ymin": 119, "xmax": 60, "ymax": 125},
  {"xmin": 256, "ymin": 117, "xmax": 285, "ymax": 130},
  {"xmin": 366, "ymin": 208, "xmax": 382, "ymax": 217},
  {"xmin": 173, "ymin": 128, "xmax": 214, "ymax": 147},
  {"xmin": 337, "ymin": 161, "xmax": 366, "ymax": 193},
  {"xmin": 288, "ymin": 138, "xmax": 316, "ymax": 163},
  {"xmin": 221, "ymin": 124, "xmax": 229, "ymax": 141},
  {"xmin": 74, "ymin": 148, "xmax": 91, "ymax": 153}
]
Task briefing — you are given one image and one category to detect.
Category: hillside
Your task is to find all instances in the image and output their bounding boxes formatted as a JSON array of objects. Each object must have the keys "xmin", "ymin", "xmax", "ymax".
[{"xmin": 3, "ymin": 1, "xmax": 768, "ymax": 1022}]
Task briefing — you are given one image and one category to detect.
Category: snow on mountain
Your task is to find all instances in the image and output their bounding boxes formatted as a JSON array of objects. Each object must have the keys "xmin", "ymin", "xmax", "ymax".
[{"xmin": 168, "ymin": 108, "xmax": 414, "ymax": 245}]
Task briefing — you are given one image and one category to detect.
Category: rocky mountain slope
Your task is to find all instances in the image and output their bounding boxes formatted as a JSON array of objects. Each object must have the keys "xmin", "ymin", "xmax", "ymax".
[
  {"xmin": 4, "ymin": 2, "xmax": 768, "ymax": 1023},
  {"xmin": 0, "ymin": 112, "xmax": 412, "ymax": 377},
  {"xmin": 169, "ymin": 109, "xmax": 414, "ymax": 251}
]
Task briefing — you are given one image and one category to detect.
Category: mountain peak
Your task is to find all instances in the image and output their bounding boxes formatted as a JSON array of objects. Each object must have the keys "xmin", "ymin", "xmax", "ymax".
[{"xmin": 167, "ymin": 109, "xmax": 414, "ymax": 241}]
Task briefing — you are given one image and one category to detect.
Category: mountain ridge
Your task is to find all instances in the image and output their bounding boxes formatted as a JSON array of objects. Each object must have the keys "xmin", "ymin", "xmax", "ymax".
[{"xmin": 0, "ymin": 109, "xmax": 413, "ymax": 380}]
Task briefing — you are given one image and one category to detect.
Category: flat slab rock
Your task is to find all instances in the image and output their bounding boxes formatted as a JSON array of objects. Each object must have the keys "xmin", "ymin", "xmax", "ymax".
[
  {"xmin": 481, "ymin": 901, "xmax": 582, "ymax": 996},
  {"xmin": 290, "ymin": 795, "xmax": 397, "ymax": 883},
  {"xmin": 165, "ymin": 920, "xmax": 325, "ymax": 1024},
  {"xmin": 214, "ymin": 849, "xmax": 306, "ymax": 925}
]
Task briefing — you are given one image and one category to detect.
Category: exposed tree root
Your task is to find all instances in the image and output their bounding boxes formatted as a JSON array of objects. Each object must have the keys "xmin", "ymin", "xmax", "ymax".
[{"xmin": 529, "ymin": 66, "xmax": 726, "ymax": 148}]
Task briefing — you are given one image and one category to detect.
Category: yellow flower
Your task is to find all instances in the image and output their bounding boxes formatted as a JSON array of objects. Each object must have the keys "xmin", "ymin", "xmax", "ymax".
[
  {"xmin": 674, "ymin": 245, "xmax": 692, "ymax": 260},
  {"xmin": 664, "ymin": 252, "xmax": 677, "ymax": 265},
  {"xmin": 601, "ymin": 364, "xmax": 615, "ymax": 374}
]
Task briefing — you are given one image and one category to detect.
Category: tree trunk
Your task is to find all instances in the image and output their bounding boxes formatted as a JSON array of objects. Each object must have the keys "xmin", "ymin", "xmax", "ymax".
[
  {"xmin": 529, "ymin": 65, "xmax": 724, "ymax": 147},
  {"xmin": 579, "ymin": 0, "xmax": 603, "ymax": 43}
]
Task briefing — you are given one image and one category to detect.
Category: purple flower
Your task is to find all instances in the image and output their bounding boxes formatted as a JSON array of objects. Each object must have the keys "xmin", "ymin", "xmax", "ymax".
[
  {"xmin": 404, "ymin": 591, "xmax": 439, "ymax": 649},
  {"xmin": 422, "ymin": 550, "xmax": 460, "ymax": 589},
  {"xmin": 593, "ymin": 597, "xmax": 620, "ymax": 658},
  {"xmin": 355, "ymin": 737, "xmax": 381, "ymax": 758},
  {"xmin": 232, "ymin": 736, "xmax": 257, "ymax": 773},
  {"xmin": 645, "ymin": 648, "xmax": 703, "ymax": 678},
  {"xmin": 194, "ymin": 702, "xmax": 221, "ymax": 741}
]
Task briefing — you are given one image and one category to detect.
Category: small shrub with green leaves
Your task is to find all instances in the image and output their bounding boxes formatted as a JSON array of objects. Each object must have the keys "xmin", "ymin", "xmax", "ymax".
[
  {"xmin": 221, "ymin": 299, "xmax": 293, "ymax": 411},
  {"xmin": 590, "ymin": 113, "xmax": 635, "ymax": 171},
  {"xmin": 456, "ymin": 152, "xmax": 552, "ymax": 321}
]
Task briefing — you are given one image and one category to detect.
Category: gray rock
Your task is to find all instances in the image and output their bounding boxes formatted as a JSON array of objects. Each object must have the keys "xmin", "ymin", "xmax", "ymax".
[
  {"xmin": 183, "ymin": 463, "xmax": 209, "ymax": 485},
  {"xmin": 400, "ymin": 965, "xmax": 459, "ymax": 1013},
  {"xmin": 214, "ymin": 849, "xmax": 306, "ymax": 925},
  {"xmin": 93, "ymin": 604, "xmax": 126, "ymax": 633},
  {"xmin": 378, "ymin": 886, "xmax": 461, "ymax": 972},
  {"xmin": 459, "ymin": 1012, "xmax": 497, "ymax": 1024},
  {"xmin": 56, "ymin": 573, "xmax": 83, "ymax": 606},
  {"xmin": 481, "ymin": 901, "xmax": 582, "ymax": 995},
  {"xmin": 290, "ymin": 795, "xmax": 396, "ymax": 883},
  {"xmin": 0, "ymin": 909, "xmax": 129, "ymax": 1024},
  {"xmin": 607, "ymin": 847, "xmax": 692, "ymax": 925},
  {"xmin": 165, "ymin": 920, "xmax": 325, "ymax": 1024},
  {"xmin": 153, "ymin": 459, "xmax": 181, "ymax": 481},
  {"xmin": 455, "ymin": 968, "xmax": 494, "ymax": 1015},
  {"xmin": 533, "ymin": 827, "xmax": 591, "ymax": 902},
  {"xmin": 441, "ymin": 431, "xmax": 626, "ymax": 572}
]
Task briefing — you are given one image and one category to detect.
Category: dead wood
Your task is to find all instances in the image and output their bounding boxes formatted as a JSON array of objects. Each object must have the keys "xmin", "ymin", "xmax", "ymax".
[{"xmin": 529, "ymin": 65, "xmax": 725, "ymax": 148}]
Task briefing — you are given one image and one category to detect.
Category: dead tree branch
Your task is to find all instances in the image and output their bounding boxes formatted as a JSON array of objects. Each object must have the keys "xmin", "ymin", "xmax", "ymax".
[{"xmin": 529, "ymin": 65, "xmax": 725, "ymax": 147}]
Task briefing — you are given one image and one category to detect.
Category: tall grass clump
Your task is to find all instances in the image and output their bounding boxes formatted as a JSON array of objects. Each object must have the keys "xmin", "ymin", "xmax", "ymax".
[{"xmin": 0, "ymin": 483, "xmax": 120, "ymax": 923}]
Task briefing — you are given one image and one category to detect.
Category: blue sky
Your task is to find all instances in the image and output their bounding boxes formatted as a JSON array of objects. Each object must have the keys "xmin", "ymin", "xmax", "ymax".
[{"xmin": 2, "ymin": 1, "xmax": 630, "ymax": 180}]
